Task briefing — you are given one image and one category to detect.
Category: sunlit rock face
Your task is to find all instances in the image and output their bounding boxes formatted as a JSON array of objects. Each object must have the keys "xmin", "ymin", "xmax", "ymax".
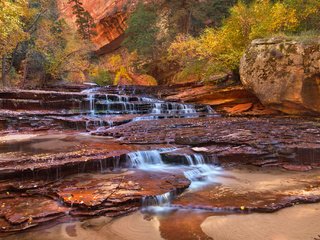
[
  {"xmin": 57, "ymin": 0, "xmax": 136, "ymax": 51},
  {"xmin": 240, "ymin": 37, "xmax": 320, "ymax": 115}
]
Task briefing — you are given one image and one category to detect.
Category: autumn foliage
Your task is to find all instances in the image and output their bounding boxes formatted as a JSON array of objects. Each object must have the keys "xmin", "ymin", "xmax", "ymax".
[{"xmin": 167, "ymin": 0, "xmax": 320, "ymax": 81}]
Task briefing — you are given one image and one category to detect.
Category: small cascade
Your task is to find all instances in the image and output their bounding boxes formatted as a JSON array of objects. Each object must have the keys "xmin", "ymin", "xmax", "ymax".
[
  {"xmin": 126, "ymin": 148, "xmax": 176, "ymax": 168},
  {"xmin": 184, "ymin": 153, "xmax": 205, "ymax": 165},
  {"xmin": 87, "ymin": 94, "xmax": 96, "ymax": 116},
  {"xmin": 76, "ymin": 87, "xmax": 218, "ymax": 132},
  {"xmin": 141, "ymin": 97, "xmax": 158, "ymax": 102},
  {"xmin": 133, "ymin": 115, "xmax": 159, "ymax": 122},
  {"xmin": 142, "ymin": 191, "xmax": 176, "ymax": 208},
  {"xmin": 96, "ymin": 94, "xmax": 141, "ymax": 114},
  {"xmin": 83, "ymin": 92, "xmax": 202, "ymax": 116},
  {"xmin": 126, "ymin": 149, "xmax": 221, "ymax": 209},
  {"xmin": 152, "ymin": 103, "xmax": 162, "ymax": 114},
  {"xmin": 126, "ymin": 149, "xmax": 218, "ymax": 179},
  {"xmin": 85, "ymin": 118, "xmax": 104, "ymax": 131},
  {"xmin": 151, "ymin": 102, "xmax": 198, "ymax": 115},
  {"xmin": 81, "ymin": 87, "xmax": 99, "ymax": 94},
  {"xmin": 183, "ymin": 154, "xmax": 220, "ymax": 189}
]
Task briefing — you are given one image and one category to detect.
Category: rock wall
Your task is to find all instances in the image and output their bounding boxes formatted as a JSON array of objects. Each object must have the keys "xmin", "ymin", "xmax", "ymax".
[
  {"xmin": 57, "ymin": 0, "xmax": 137, "ymax": 52},
  {"xmin": 240, "ymin": 37, "xmax": 320, "ymax": 115}
]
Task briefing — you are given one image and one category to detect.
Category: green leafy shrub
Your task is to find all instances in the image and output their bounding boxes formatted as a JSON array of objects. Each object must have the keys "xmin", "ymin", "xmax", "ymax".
[
  {"xmin": 91, "ymin": 69, "xmax": 113, "ymax": 86},
  {"xmin": 122, "ymin": 2, "xmax": 158, "ymax": 58},
  {"xmin": 167, "ymin": 0, "xmax": 320, "ymax": 81}
]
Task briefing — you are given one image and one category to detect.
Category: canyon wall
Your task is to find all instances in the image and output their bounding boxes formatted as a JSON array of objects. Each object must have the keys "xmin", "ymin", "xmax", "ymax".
[{"xmin": 57, "ymin": 0, "xmax": 137, "ymax": 53}]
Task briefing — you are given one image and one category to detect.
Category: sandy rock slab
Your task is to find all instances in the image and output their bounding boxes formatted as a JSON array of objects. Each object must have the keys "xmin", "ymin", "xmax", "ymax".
[{"xmin": 0, "ymin": 170, "xmax": 190, "ymax": 235}]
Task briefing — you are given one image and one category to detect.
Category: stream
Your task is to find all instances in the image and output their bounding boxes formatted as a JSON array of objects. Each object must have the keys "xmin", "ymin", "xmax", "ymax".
[{"xmin": 0, "ymin": 86, "xmax": 320, "ymax": 239}]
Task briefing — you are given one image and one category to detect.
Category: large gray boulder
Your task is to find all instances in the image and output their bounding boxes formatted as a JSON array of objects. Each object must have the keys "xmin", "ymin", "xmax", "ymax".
[{"xmin": 240, "ymin": 37, "xmax": 320, "ymax": 114}]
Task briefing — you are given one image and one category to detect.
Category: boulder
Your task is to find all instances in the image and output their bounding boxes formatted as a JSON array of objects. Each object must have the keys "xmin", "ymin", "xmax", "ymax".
[{"xmin": 240, "ymin": 37, "xmax": 320, "ymax": 114}]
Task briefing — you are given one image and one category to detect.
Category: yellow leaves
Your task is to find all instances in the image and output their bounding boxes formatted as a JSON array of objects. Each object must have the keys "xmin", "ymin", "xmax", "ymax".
[
  {"xmin": 0, "ymin": 0, "xmax": 28, "ymax": 55},
  {"xmin": 89, "ymin": 67, "xmax": 113, "ymax": 86},
  {"xmin": 284, "ymin": 0, "xmax": 320, "ymax": 21},
  {"xmin": 107, "ymin": 54, "xmax": 123, "ymax": 72},
  {"xmin": 265, "ymin": 3, "xmax": 298, "ymax": 33},
  {"xmin": 114, "ymin": 66, "xmax": 133, "ymax": 85},
  {"xmin": 168, "ymin": 34, "xmax": 200, "ymax": 63},
  {"xmin": 167, "ymin": 0, "xmax": 313, "ymax": 80},
  {"xmin": 34, "ymin": 17, "xmax": 94, "ymax": 79}
]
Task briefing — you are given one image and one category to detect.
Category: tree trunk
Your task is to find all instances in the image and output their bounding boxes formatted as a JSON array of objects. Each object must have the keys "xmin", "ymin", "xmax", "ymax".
[
  {"xmin": 185, "ymin": 10, "xmax": 191, "ymax": 34},
  {"xmin": 1, "ymin": 55, "xmax": 8, "ymax": 88},
  {"xmin": 21, "ymin": 59, "xmax": 29, "ymax": 89}
]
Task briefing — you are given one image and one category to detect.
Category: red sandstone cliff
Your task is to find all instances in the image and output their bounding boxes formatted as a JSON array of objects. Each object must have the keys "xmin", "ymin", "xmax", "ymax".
[{"xmin": 57, "ymin": 0, "xmax": 137, "ymax": 53}]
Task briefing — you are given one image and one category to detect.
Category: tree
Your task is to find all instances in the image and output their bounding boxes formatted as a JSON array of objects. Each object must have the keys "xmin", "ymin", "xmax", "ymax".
[
  {"xmin": 120, "ymin": 0, "xmax": 240, "ymax": 83},
  {"xmin": 68, "ymin": 0, "xmax": 96, "ymax": 39},
  {"xmin": 0, "ymin": 0, "xmax": 28, "ymax": 87},
  {"xmin": 283, "ymin": 0, "xmax": 320, "ymax": 31},
  {"xmin": 0, "ymin": 0, "xmax": 95, "ymax": 88},
  {"xmin": 122, "ymin": 2, "xmax": 159, "ymax": 58},
  {"xmin": 164, "ymin": 0, "xmax": 237, "ymax": 37},
  {"xmin": 168, "ymin": 0, "xmax": 305, "ymax": 81},
  {"xmin": 32, "ymin": 12, "xmax": 94, "ymax": 85}
]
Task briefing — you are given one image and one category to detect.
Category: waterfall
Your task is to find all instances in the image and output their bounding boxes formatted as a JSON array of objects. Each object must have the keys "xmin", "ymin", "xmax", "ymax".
[
  {"xmin": 181, "ymin": 104, "xmax": 197, "ymax": 114},
  {"xmin": 127, "ymin": 150, "xmax": 163, "ymax": 168},
  {"xmin": 126, "ymin": 148, "xmax": 176, "ymax": 168},
  {"xmin": 126, "ymin": 149, "xmax": 220, "ymax": 209},
  {"xmin": 142, "ymin": 97, "xmax": 158, "ymax": 102},
  {"xmin": 126, "ymin": 150, "xmax": 218, "ymax": 181},
  {"xmin": 152, "ymin": 103, "xmax": 162, "ymax": 114},
  {"xmin": 78, "ymin": 87, "xmax": 217, "ymax": 132},
  {"xmin": 183, "ymin": 154, "xmax": 220, "ymax": 189},
  {"xmin": 151, "ymin": 102, "xmax": 197, "ymax": 115},
  {"xmin": 142, "ymin": 192, "xmax": 175, "ymax": 208},
  {"xmin": 184, "ymin": 153, "xmax": 205, "ymax": 166},
  {"xmin": 87, "ymin": 94, "xmax": 95, "ymax": 116}
]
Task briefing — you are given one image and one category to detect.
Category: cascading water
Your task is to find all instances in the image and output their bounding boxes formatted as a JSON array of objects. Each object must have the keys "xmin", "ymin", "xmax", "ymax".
[
  {"xmin": 84, "ymin": 90, "xmax": 202, "ymax": 116},
  {"xmin": 88, "ymin": 94, "xmax": 95, "ymax": 116},
  {"xmin": 78, "ymin": 87, "xmax": 218, "ymax": 133},
  {"xmin": 151, "ymin": 102, "xmax": 197, "ymax": 115},
  {"xmin": 126, "ymin": 148, "xmax": 177, "ymax": 169},
  {"xmin": 152, "ymin": 103, "xmax": 162, "ymax": 114},
  {"xmin": 126, "ymin": 150, "xmax": 163, "ymax": 168},
  {"xmin": 126, "ymin": 149, "xmax": 221, "ymax": 209},
  {"xmin": 142, "ymin": 192, "xmax": 176, "ymax": 209},
  {"xmin": 182, "ymin": 154, "xmax": 220, "ymax": 189}
]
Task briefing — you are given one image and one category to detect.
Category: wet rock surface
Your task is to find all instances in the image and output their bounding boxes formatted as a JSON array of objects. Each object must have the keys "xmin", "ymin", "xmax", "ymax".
[
  {"xmin": 3, "ymin": 168, "xmax": 320, "ymax": 240},
  {"xmin": 158, "ymin": 83, "xmax": 279, "ymax": 116},
  {"xmin": 102, "ymin": 116, "xmax": 320, "ymax": 169},
  {"xmin": 0, "ymin": 168, "xmax": 190, "ymax": 234},
  {"xmin": 173, "ymin": 167, "xmax": 320, "ymax": 212},
  {"xmin": 0, "ymin": 86, "xmax": 320, "ymax": 238}
]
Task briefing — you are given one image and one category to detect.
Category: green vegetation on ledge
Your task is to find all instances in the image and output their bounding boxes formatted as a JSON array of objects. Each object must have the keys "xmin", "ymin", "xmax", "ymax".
[{"xmin": 122, "ymin": 0, "xmax": 320, "ymax": 84}]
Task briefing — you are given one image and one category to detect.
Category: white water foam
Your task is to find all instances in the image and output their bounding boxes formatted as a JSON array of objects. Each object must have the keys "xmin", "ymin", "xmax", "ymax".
[{"xmin": 126, "ymin": 149, "xmax": 221, "ymax": 211}]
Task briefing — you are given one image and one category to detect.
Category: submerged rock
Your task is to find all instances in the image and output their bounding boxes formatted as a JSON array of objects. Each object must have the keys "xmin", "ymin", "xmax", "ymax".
[
  {"xmin": 1, "ymin": 85, "xmax": 320, "ymax": 237},
  {"xmin": 240, "ymin": 37, "xmax": 320, "ymax": 115},
  {"xmin": 0, "ymin": 170, "xmax": 190, "ymax": 234}
]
